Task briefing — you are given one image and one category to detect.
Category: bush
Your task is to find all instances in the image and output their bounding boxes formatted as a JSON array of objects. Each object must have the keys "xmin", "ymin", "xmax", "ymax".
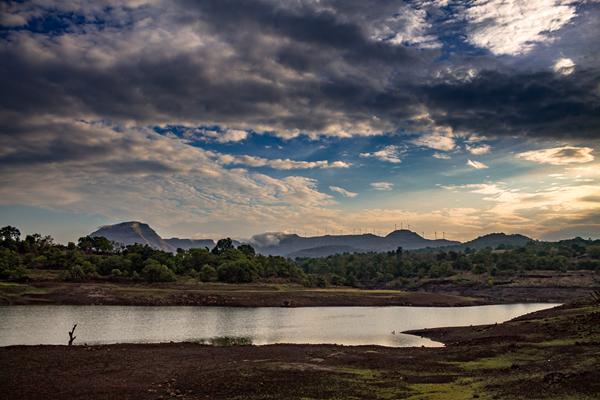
[
  {"xmin": 81, "ymin": 261, "xmax": 98, "ymax": 277},
  {"xmin": 217, "ymin": 260, "xmax": 257, "ymax": 283},
  {"xmin": 0, "ymin": 248, "xmax": 25, "ymax": 280},
  {"xmin": 60, "ymin": 265, "xmax": 87, "ymax": 281},
  {"xmin": 111, "ymin": 269, "xmax": 122, "ymax": 277},
  {"xmin": 199, "ymin": 265, "xmax": 217, "ymax": 282},
  {"xmin": 472, "ymin": 263, "xmax": 487, "ymax": 274},
  {"xmin": 141, "ymin": 260, "xmax": 176, "ymax": 282}
]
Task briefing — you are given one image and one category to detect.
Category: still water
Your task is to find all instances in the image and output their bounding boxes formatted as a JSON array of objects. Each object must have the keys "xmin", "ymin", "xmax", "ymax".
[{"xmin": 0, "ymin": 303, "xmax": 557, "ymax": 347}]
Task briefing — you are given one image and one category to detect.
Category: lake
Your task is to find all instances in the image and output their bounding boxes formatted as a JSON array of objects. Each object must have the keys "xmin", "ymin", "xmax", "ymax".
[{"xmin": 0, "ymin": 303, "xmax": 558, "ymax": 347}]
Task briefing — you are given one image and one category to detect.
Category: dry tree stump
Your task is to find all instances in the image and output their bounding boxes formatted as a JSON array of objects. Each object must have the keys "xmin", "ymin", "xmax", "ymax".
[{"xmin": 68, "ymin": 324, "xmax": 77, "ymax": 346}]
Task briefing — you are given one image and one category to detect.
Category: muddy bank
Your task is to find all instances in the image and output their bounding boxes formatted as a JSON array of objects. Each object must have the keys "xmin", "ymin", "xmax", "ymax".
[
  {"xmin": 1, "ymin": 301, "xmax": 600, "ymax": 399},
  {"xmin": 3, "ymin": 272, "xmax": 599, "ymax": 307},
  {"xmin": 402, "ymin": 270, "xmax": 600, "ymax": 304},
  {"xmin": 0, "ymin": 281, "xmax": 484, "ymax": 307}
]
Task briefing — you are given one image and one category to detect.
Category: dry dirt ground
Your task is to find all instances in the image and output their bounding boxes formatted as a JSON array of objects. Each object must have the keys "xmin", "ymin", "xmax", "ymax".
[
  {"xmin": 0, "ymin": 280, "xmax": 482, "ymax": 307},
  {"xmin": 2, "ymin": 301, "xmax": 600, "ymax": 399},
  {"xmin": 1, "ymin": 269, "xmax": 598, "ymax": 307}
]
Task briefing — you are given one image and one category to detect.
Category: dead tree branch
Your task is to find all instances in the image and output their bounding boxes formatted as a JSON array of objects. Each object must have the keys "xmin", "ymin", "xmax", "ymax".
[{"xmin": 68, "ymin": 324, "xmax": 77, "ymax": 346}]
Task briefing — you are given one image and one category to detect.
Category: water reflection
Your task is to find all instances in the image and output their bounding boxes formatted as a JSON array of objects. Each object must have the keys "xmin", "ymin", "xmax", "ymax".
[{"xmin": 0, "ymin": 304, "xmax": 558, "ymax": 347}]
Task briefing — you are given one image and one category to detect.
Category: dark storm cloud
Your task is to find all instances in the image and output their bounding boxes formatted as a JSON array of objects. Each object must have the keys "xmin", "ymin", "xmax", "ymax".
[
  {"xmin": 0, "ymin": 3, "xmax": 424, "ymax": 136},
  {"xmin": 420, "ymin": 69, "xmax": 600, "ymax": 140},
  {"xmin": 181, "ymin": 0, "xmax": 417, "ymax": 64},
  {"xmin": 0, "ymin": 0, "xmax": 599, "ymax": 142}
]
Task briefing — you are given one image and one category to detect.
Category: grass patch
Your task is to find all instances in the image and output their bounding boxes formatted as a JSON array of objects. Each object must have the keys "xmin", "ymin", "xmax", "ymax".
[
  {"xmin": 407, "ymin": 378, "xmax": 490, "ymax": 400},
  {"xmin": 455, "ymin": 355, "xmax": 515, "ymax": 371},
  {"xmin": 0, "ymin": 282, "xmax": 48, "ymax": 294},
  {"xmin": 338, "ymin": 367, "xmax": 379, "ymax": 380}
]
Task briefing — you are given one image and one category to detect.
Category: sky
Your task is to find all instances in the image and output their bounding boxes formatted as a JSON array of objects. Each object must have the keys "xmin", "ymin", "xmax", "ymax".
[{"xmin": 0, "ymin": 0, "xmax": 599, "ymax": 243}]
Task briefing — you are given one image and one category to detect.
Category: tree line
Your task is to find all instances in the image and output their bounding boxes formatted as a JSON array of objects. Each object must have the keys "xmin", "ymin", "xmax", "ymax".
[
  {"xmin": 0, "ymin": 226, "xmax": 306, "ymax": 284},
  {"xmin": 1, "ymin": 225, "xmax": 599, "ymax": 287}
]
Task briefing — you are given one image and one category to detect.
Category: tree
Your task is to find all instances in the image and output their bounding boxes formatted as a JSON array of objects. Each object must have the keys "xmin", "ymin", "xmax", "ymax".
[
  {"xmin": 0, "ymin": 226, "xmax": 20, "ymax": 243},
  {"xmin": 588, "ymin": 246, "xmax": 600, "ymax": 259},
  {"xmin": 212, "ymin": 238, "xmax": 234, "ymax": 255},
  {"xmin": 217, "ymin": 259, "xmax": 257, "ymax": 283},
  {"xmin": 199, "ymin": 264, "xmax": 218, "ymax": 282},
  {"xmin": 0, "ymin": 247, "xmax": 25, "ymax": 280},
  {"xmin": 238, "ymin": 244, "xmax": 256, "ymax": 258},
  {"xmin": 77, "ymin": 236, "xmax": 113, "ymax": 254},
  {"xmin": 141, "ymin": 259, "xmax": 176, "ymax": 282}
]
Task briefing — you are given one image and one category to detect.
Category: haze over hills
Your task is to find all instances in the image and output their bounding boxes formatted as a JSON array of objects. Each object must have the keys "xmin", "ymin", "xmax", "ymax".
[
  {"xmin": 252, "ymin": 230, "xmax": 459, "ymax": 257},
  {"xmin": 89, "ymin": 221, "xmax": 536, "ymax": 258}
]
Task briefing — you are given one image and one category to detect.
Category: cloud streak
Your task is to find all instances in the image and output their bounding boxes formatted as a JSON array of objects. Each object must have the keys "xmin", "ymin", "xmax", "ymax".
[
  {"xmin": 467, "ymin": 160, "xmax": 489, "ymax": 169},
  {"xmin": 359, "ymin": 145, "xmax": 403, "ymax": 163},
  {"xmin": 517, "ymin": 146, "xmax": 594, "ymax": 165},
  {"xmin": 371, "ymin": 182, "xmax": 394, "ymax": 191},
  {"xmin": 329, "ymin": 186, "xmax": 358, "ymax": 198}
]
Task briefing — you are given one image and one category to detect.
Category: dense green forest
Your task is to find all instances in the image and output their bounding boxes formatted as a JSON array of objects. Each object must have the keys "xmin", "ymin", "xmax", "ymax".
[{"xmin": 1, "ymin": 226, "xmax": 599, "ymax": 287}]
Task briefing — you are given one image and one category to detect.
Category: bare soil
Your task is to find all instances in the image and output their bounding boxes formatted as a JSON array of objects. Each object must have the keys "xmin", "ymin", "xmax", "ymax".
[
  {"xmin": 2, "ymin": 300, "xmax": 600, "ymax": 399},
  {"xmin": 0, "ymin": 280, "xmax": 483, "ymax": 307},
  {"xmin": 2, "ymin": 269, "xmax": 598, "ymax": 307}
]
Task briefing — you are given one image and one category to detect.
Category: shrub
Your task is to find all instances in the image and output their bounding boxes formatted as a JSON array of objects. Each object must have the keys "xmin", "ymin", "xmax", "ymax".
[
  {"xmin": 60, "ymin": 265, "xmax": 87, "ymax": 281},
  {"xmin": 0, "ymin": 248, "xmax": 25, "ymax": 280},
  {"xmin": 111, "ymin": 269, "xmax": 122, "ymax": 277},
  {"xmin": 217, "ymin": 260, "xmax": 257, "ymax": 283},
  {"xmin": 199, "ymin": 265, "xmax": 218, "ymax": 282},
  {"xmin": 141, "ymin": 260, "xmax": 176, "ymax": 282}
]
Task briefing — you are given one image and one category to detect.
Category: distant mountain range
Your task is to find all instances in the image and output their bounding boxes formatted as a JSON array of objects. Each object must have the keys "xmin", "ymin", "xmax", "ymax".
[
  {"xmin": 90, "ymin": 221, "xmax": 534, "ymax": 257},
  {"xmin": 91, "ymin": 222, "xmax": 215, "ymax": 253},
  {"xmin": 252, "ymin": 229, "xmax": 459, "ymax": 257}
]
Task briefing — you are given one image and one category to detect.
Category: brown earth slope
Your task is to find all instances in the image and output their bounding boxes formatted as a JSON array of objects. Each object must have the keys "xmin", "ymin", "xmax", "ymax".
[
  {"xmin": 2, "ymin": 269, "xmax": 599, "ymax": 307},
  {"xmin": 0, "ymin": 280, "xmax": 482, "ymax": 307}
]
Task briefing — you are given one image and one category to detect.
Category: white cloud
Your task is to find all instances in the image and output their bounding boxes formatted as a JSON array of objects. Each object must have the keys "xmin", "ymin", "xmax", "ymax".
[
  {"xmin": 182, "ymin": 127, "xmax": 249, "ymax": 143},
  {"xmin": 432, "ymin": 152, "xmax": 451, "ymax": 159},
  {"xmin": 412, "ymin": 128, "xmax": 456, "ymax": 151},
  {"xmin": 0, "ymin": 118, "xmax": 341, "ymax": 236},
  {"xmin": 466, "ymin": 144, "xmax": 491, "ymax": 155},
  {"xmin": 467, "ymin": 159, "xmax": 489, "ymax": 169},
  {"xmin": 370, "ymin": 181, "xmax": 394, "ymax": 191},
  {"xmin": 208, "ymin": 151, "xmax": 351, "ymax": 170},
  {"xmin": 517, "ymin": 146, "xmax": 594, "ymax": 165},
  {"xmin": 441, "ymin": 179, "xmax": 600, "ymax": 240},
  {"xmin": 370, "ymin": 3, "xmax": 441, "ymax": 49},
  {"xmin": 329, "ymin": 186, "xmax": 358, "ymax": 198},
  {"xmin": 463, "ymin": 0, "xmax": 578, "ymax": 55},
  {"xmin": 553, "ymin": 57, "xmax": 576, "ymax": 75},
  {"xmin": 359, "ymin": 145, "xmax": 403, "ymax": 163}
]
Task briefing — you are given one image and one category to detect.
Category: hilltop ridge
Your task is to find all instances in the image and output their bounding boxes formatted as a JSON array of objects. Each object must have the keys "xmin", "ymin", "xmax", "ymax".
[{"xmin": 89, "ymin": 221, "xmax": 535, "ymax": 257}]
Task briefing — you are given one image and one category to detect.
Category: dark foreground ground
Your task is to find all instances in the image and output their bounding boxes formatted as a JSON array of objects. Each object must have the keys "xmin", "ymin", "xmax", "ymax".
[{"xmin": 2, "ymin": 300, "xmax": 600, "ymax": 399}]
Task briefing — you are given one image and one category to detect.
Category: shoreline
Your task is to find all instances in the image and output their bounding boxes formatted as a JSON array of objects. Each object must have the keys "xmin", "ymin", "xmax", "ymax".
[
  {"xmin": 1, "ymin": 301, "xmax": 598, "ymax": 399},
  {"xmin": 2, "ymin": 276, "xmax": 594, "ymax": 307}
]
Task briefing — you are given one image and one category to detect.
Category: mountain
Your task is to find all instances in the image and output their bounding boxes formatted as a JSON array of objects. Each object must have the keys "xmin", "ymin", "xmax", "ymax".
[
  {"xmin": 91, "ymin": 222, "xmax": 533, "ymax": 258},
  {"xmin": 252, "ymin": 229, "xmax": 459, "ymax": 257},
  {"xmin": 91, "ymin": 221, "xmax": 175, "ymax": 252},
  {"xmin": 164, "ymin": 238, "xmax": 215, "ymax": 251},
  {"xmin": 90, "ymin": 222, "xmax": 216, "ymax": 252},
  {"xmin": 462, "ymin": 233, "xmax": 533, "ymax": 249}
]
